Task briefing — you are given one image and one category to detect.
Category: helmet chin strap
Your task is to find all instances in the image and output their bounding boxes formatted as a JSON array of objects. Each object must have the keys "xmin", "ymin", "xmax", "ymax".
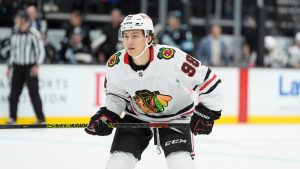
[{"xmin": 131, "ymin": 38, "xmax": 153, "ymax": 60}]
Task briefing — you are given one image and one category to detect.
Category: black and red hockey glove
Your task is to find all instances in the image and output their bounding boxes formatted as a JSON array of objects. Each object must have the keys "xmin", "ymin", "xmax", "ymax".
[
  {"xmin": 190, "ymin": 103, "xmax": 221, "ymax": 135},
  {"xmin": 85, "ymin": 107, "xmax": 121, "ymax": 136}
]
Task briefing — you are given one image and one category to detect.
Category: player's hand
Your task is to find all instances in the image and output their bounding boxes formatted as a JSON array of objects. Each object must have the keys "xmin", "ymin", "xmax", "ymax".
[
  {"xmin": 85, "ymin": 107, "xmax": 121, "ymax": 136},
  {"xmin": 190, "ymin": 104, "xmax": 221, "ymax": 135}
]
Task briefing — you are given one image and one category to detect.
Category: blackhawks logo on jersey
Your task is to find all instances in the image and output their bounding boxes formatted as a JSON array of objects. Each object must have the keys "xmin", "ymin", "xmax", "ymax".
[
  {"xmin": 107, "ymin": 52, "xmax": 121, "ymax": 67},
  {"xmin": 157, "ymin": 47, "xmax": 175, "ymax": 60},
  {"xmin": 133, "ymin": 90, "xmax": 172, "ymax": 114}
]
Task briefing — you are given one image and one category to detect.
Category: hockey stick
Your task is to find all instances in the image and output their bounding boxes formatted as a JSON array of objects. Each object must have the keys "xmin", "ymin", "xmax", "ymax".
[{"xmin": 0, "ymin": 123, "xmax": 190, "ymax": 129}]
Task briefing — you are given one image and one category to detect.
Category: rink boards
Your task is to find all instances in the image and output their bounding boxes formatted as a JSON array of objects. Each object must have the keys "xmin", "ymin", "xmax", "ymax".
[{"xmin": 0, "ymin": 64, "xmax": 299, "ymax": 124}]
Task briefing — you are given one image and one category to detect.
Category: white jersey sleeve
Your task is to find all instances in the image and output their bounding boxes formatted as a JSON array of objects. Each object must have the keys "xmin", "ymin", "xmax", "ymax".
[
  {"xmin": 174, "ymin": 50, "xmax": 223, "ymax": 112},
  {"xmin": 104, "ymin": 51, "xmax": 130, "ymax": 116}
]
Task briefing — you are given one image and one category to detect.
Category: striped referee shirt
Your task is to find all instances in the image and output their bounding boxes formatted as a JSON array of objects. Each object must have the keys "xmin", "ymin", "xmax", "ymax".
[{"xmin": 8, "ymin": 27, "xmax": 45, "ymax": 67}]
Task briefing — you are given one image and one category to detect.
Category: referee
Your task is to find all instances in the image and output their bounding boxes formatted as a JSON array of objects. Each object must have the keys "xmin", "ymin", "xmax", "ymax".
[{"xmin": 6, "ymin": 11, "xmax": 45, "ymax": 124}]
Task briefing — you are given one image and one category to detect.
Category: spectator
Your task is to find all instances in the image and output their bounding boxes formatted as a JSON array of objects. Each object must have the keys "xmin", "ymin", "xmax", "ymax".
[
  {"xmin": 26, "ymin": 5, "xmax": 47, "ymax": 40},
  {"xmin": 196, "ymin": 24, "xmax": 229, "ymax": 66},
  {"xmin": 93, "ymin": 8, "xmax": 123, "ymax": 64},
  {"xmin": 264, "ymin": 36, "xmax": 288, "ymax": 68},
  {"xmin": 159, "ymin": 11, "xmax": 194, "ymax": 54},
  {"xmin": 239, "ymin": 43, "xmax": 257, "ymax": 68},
  {"xmin": 0, "ymin": 38, "xmax": 11, "ymax": 62},
  {"xmin": 242, "ymin": 15, "xmax": 258, "ymax": 58},
  {"xmin": 6, "ymin": 11, "xmax": 46, "ymax": 124},
  {"xmin": 287, "ymin": 32, "xmax": 300, "ymax": 68},
  {"xmin": 26, "ymin": 5, "xmax": 57, "ymax": 64},
  {"xmin": 60, "ymin": 27, "xmax": 92, "ymax": 64},
  {"xmin": 64, "ymin": 11, "xmax": 90, "ymax": 46},
  {"xmin": 59, "ymin": 11, "xmax": 92, "ymax": 64}
]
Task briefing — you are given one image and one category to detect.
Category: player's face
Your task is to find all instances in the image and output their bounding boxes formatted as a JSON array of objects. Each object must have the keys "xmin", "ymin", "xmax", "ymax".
[{"xmin": 122, "ymin": 30, "xmax": 147, "ymax": 57}]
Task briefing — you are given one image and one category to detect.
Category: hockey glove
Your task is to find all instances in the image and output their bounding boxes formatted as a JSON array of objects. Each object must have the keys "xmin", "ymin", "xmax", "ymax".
[
  {"xmin": 190, "ymin": 103, "xmax": 221, "ymax": 135},
  {"xmin": 85, "ymin": 107, "xmax": 121, "ymax": 136}
]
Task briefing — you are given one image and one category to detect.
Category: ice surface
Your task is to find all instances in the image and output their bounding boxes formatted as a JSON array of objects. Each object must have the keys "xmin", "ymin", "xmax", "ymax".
[{"xmin": 0, "ymin": 125, "xmax": 300, "ymax": 169}]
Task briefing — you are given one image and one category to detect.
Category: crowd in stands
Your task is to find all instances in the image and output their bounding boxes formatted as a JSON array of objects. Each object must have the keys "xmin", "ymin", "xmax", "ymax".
[{"xmin": 0, "ymin": 3, "xmax": 300, "ymax": 69}]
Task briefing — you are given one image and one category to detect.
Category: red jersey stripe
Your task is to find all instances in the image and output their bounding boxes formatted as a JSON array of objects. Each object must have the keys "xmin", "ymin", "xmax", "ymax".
[{"xmin": 200, "ymin": 74, "xmax": 217, "ymax": 91}]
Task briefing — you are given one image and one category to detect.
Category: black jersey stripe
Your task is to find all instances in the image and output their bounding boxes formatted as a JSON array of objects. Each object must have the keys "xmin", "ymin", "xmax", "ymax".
[
  {"xmin": 199, "ymin": 79, "xmax": 221, "ymax": 95},
  {"xmin": 193, "ymin": 68, "xmax": 212, "ymax": 91},
  {"xmin": 204, "ymin": 68, "xmax": 212, "ymax": 81},
  {"xmin": 192, "ymin": 85, "xmax": 198, "ymax": 91}
]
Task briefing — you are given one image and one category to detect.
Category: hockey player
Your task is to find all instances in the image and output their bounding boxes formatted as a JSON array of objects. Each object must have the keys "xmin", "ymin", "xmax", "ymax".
[{"xmin": 85, "ymin": 13, "xmax": 223, "ymax": 169}]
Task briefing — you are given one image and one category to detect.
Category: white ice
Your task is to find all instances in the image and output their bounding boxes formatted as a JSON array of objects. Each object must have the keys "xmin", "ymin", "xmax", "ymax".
[{"xmin": 0, "ymin": 125, "xmax": 300, "ymax": 169}]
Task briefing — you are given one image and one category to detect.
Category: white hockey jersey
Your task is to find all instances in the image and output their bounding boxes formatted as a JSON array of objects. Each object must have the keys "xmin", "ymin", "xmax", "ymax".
[{"xmin": 105, "ymin": 44, "xmax": 223, "ymax": 122}]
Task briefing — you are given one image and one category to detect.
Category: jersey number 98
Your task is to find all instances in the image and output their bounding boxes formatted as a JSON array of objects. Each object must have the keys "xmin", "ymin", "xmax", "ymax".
[{"xmin": 181, "ymin": 55, "xmax": 200, "ymax": 77}]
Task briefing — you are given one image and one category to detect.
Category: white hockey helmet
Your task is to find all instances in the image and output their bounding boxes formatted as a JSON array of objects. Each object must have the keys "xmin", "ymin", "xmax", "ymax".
[
  {"xmin": 264, "ymin": 36, "xmax": 276, "ymax": 50},
  {"xmin": 118, "ymin": 13, "xmax": 155, "ymax": 41}
]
